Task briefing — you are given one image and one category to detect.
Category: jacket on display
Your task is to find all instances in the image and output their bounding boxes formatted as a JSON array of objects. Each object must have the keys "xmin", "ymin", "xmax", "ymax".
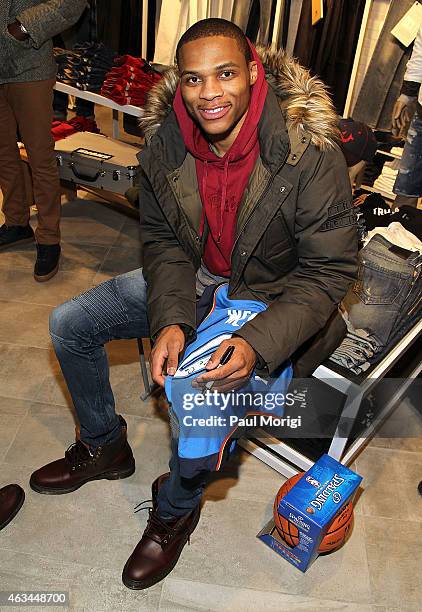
[
  {"xmin": 137, "ymin": 47, "xmax": 358, "ymax": 376},
  {"xmin": 0, "ymin": 0, "xmax": 87, "ymax": 84}
]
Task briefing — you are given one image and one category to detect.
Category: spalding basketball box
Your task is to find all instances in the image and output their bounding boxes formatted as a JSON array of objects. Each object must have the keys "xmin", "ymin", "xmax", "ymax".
[
  {"xmin": 258, "ymin": 454, "xmax": 362, "ymax": 572},
  {"xmin": 55, "ymin": 132, "xmax": 141, "ymax": 195}
]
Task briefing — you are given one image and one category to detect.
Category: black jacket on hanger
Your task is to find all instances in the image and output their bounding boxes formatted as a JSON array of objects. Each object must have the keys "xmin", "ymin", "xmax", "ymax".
[{"xmin": 294, "ymin": 0, "xmax": 366, "ymax": 114}]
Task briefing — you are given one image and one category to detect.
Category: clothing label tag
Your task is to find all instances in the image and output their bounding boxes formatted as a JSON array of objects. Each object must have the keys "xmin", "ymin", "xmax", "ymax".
[
  {"xmin": 388, "ymin": 244, "xmax": 412, "ymax": 260},
  {"xmin": 312, "ymin": 0, "xmax": 323, "ymax": 26},
  {"xmin": 391, "ymin": 2, "xmax": 422, "ymax": 47}
]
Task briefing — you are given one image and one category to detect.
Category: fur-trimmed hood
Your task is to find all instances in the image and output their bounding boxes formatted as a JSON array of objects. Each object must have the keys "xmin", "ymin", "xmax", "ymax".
[{"xmin": 139, "ymin": 46, "xmax": 339, "ymax": 150}]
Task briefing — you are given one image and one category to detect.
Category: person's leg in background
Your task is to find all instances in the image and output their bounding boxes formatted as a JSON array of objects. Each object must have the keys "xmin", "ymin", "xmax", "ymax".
[
  {"xmin": 53, "ymin": 90, "xmax": 69, "ymax": 121},
  {"xmin": 7, "ymin": 78, "xmax": 62, "ymax": 281},
  {"xmin": 0, "ymin": 84, "xmax": 35, "ymax": 249},
  {"xmin": 75, "ymin": 98, "xmax": 95, "ymax": 119},
  {"xmin": 29, "ymin": 268, "xmax": 150, "ymax": 494},
  {"xmin": 393, "ymin": 112, "xmax": 422, "ymax": 208}
]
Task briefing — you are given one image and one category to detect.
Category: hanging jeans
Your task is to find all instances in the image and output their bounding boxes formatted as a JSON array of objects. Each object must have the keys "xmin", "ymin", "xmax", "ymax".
[
  {"xmin": 352, "ymin": 0, "xmax": 414, "ymax": 131},
  {"xmin": 393, "ymin": 111, "xmax": 422, "ymax": 198}
]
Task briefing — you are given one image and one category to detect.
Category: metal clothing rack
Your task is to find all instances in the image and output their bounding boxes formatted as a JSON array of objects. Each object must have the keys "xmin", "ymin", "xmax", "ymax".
[{"xmin": 239, "ymin": 319, "xmax": 422, "ymax": 477}]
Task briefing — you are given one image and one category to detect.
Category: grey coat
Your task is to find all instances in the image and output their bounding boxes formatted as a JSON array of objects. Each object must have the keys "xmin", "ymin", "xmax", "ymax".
[{"xmin": 0, "ymin": 0, "xmax": 87, "ymax": 84}]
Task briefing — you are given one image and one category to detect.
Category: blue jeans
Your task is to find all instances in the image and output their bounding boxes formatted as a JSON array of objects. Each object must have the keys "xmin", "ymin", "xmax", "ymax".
[
  {"xmin": 49, "ymin": 268, "xmax": 206, "ymax": 518},
  {"xmin": 348, "ymin": 235, "xmax": 422, "ymax": 346},
  {"xmin": 393, "ymin": 112, "xmax": 422, "ymax": 198}
]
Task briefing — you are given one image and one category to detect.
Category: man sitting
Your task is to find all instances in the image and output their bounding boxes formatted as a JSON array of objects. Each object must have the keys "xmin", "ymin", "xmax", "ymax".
[{"xmin": 30, "ymin": 19, "xmax": 357, "ymax": 588}]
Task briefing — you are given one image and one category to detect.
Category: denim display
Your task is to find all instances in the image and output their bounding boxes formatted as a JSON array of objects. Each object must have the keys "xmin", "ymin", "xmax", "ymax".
[
  {"xmin": 393, "ymin": 112, "xmax": 422, "ymax": 198},
  {"xmin": 363, "ymin": 222, "xmax": 422, "ymax": 253},
  {"xmin": 352, "ymin": 0, "xmax": 414, "ymax": 131},
  {"xmin": 329, "ymin": 232, "xmax": 421, "ymax": 374},
  {"xmin": 329, "ymin": 324, "xmax": 380, "ymax": 375},
  {"xmin": 52, "ymin": 6, "xmax": 95, "ymax": 119},
  {"xmin": 346, "ymin": 234, "xmax": 421, "ymax": 348},
  {"xmin": 54, "ymin": 42, "xmax": 116, "ymax": 92}
]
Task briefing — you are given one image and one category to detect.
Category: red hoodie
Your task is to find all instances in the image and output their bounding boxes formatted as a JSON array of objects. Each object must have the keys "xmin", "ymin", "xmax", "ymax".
[{"xmin": 173, "ymin": 41, "xmax": 268, "ymax": 277}]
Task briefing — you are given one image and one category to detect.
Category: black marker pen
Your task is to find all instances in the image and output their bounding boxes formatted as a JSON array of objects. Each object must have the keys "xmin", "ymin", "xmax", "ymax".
[{"xmin": 205, "ymin": 345, "xmax": 235, "ymax": 390}]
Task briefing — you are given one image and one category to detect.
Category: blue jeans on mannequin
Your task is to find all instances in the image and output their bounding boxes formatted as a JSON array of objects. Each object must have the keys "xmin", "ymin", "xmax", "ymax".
[{"xmin": 49, "ymin": 268, "xmax": 207, "ymax": 518}]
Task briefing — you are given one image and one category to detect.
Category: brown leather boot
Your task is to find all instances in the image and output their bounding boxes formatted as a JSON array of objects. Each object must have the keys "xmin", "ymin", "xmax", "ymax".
[
  {"xmin": 29, "ymin": 416, "xmax": 135, "ymax": 495},
  {"xmin": 0, "ymin": 484, "xmax": 25, "ymax": 530},
  {"xmin": 122, "ymin": 474, "xmax": 199, "ymax": 590}
]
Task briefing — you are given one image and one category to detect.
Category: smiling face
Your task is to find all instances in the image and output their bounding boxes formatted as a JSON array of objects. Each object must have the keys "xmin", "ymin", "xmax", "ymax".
[{"xmin": 178, "ymin": 36, "xmax": 257, "ymax": 149}]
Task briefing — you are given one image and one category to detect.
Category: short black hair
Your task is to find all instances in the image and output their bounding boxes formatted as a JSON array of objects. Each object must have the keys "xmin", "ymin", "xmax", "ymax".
[{"xmin": 176, "ymin": 18, "xmax": 252, "ymax": 64}]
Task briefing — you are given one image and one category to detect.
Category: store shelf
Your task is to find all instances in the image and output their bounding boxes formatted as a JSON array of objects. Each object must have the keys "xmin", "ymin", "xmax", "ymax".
[
  {"xmin": 376, "ymin": 148, "xmax": 402, "ymax": 160},
  {"xmin": 241, "ymin": 319, "xmax": 422, "ymax": 476},
  {"xmin": 360, "ymin": 184, "xmax": 396, "ymax": 201},
  {"xmin": 54, "ymin": 82, "xmax": 143, "ymax": 117},
  {"xmin": 54, "ymin": 81, "xmax": 144, "ymax": 138}
]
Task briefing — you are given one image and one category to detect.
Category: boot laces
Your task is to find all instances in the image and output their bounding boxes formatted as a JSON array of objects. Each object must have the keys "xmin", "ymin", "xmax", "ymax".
[
  {"xmin": 133, "ymin": 500, "xmax": 179, "ymax": 548},
  {"xmin": 65, "ymin": 440, "xmax": 94, "ymax": 471}
]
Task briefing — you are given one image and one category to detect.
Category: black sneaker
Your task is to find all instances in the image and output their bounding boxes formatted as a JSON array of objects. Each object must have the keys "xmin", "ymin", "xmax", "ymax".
[
  {"xmin": 0, "ymin": 224, "xmax": 34, "ymax": 250},
  {"xmin": 34, "ymin": 243, "xmax": 61, "ymax": 282}
]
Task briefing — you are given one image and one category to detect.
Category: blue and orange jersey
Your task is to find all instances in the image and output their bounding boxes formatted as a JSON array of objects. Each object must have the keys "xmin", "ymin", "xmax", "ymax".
[{"xmin": 165, "ymin": 284, "xmax": 293, "ymax": 478}]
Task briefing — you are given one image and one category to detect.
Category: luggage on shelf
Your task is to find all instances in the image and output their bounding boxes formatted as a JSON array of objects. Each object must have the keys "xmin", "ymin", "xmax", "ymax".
[{"xmin": 55, "ymin": 132, "xmax": 141, "ymax": 195}]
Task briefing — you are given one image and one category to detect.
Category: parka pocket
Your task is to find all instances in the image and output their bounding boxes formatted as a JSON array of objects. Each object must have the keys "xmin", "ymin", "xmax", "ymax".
[
  {"xmin": 353, "ymin": 259, "xmax": 404, "ymax": 305},
  {"xmin": 261, "ymin": 210, "xmax": 295, "ymax": 261}
]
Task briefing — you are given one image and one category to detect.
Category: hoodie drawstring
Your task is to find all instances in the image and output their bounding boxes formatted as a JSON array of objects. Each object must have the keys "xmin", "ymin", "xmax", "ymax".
[
  {"xmin": 202, "ymin": 159, "xmax": 229, "ymax": 244},
  {"xmin": 218, "ymin": 160, "xmax": 229, "ymax": 243}
]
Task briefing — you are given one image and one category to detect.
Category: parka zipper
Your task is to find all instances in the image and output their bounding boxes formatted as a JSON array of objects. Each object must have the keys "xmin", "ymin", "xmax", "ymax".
[
  {"xmin": 169, "ymin": 174, "xmax": 202, "ymax": 260},
  {"xmin": 229, "ymin": 152, "xmax": 290, "ymax": 292}
]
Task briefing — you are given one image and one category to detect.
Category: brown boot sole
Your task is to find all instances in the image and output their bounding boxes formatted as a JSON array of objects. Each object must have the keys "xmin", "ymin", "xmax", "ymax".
[
  {"xmin": 29, "ymin": 459, "xmax": 135, "ymax": 495},
  {"xmin": 34, "ymin": 262, "xmax": 59, "ymax": 283},
  {"xmin": 122, "ymin": 508, "xmax": 200, "ymax": 590},
  {"xmin": 0, "ymin": 236, "xmax": 35, "ymax": 251}
]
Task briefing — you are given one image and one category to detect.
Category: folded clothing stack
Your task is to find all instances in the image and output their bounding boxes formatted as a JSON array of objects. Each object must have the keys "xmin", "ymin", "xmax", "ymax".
[
  {"xmin": 54, "ymin": 42, "xmax": 117, "ymax": 92},
  {"xmin": 390, "ymin": 205, "xmax": 422, "ymax": 241},
  {"xmin": 51, "ymin": 116, "xmax": 100, "ymax": 142},
  {"xmin": 355, "ymin": 192, "xmax": 394, "ymax": 233},
  {"xmin": 100, "ymin": 55, "xmax": 162, "ymax": 107},
  {"xmin": 329, "ymin": 322, "xmax": 380, "ymax": 375},
  {"xmin": 54, "ymin": 47, "xmax": 79, "ymax": 82},
  {"xmin": 373, "ymin": 158, "xmax": 400, "ymax": 195}
]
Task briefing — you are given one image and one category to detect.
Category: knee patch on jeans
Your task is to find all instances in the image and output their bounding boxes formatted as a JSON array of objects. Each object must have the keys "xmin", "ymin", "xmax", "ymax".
[{"xmin": 74, "ymin": 279, "xmax": 129, "ymax": 330}]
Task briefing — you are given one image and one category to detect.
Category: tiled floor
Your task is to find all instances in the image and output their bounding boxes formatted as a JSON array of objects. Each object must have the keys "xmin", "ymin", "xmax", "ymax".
[{"xmin": 0, "ymin": 115, "xmax": 421, "ymax": 611}]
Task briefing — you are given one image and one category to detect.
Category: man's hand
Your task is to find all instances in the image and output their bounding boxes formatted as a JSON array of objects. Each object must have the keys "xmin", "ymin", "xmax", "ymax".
[
  {"xmin": 150, "ymin": 325, "xmax": 185, "ymax": 387},
  {"xmin": 7, "ymin": 21, "xmax": 29, "ymax": 41},
  {"xmin": 195, "ymin": 337, "xmax": 257, "ymax": 393},
  {"xmin": 392, "ymin": 96, "xmax": 416, "ymax": 137}
]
